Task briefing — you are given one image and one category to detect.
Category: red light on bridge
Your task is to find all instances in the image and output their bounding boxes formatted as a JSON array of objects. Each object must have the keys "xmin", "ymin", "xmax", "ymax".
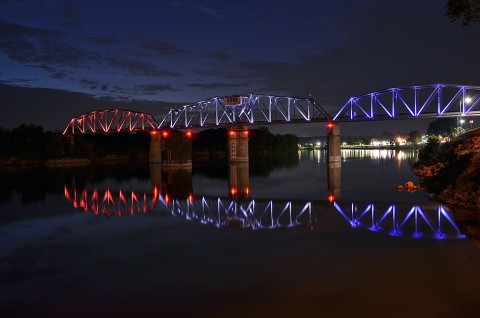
[
  {"xmin": 186, "ymin": 131, "xmax": 192, "ymax": 138},
  {"xmin": 151, "ymin": 130, "xmax": 158, "ymax": 135},
  {"xmin": 243, "ymin": 130, "xmax": 249, "ymax": 136},
  {"xmin": 229, "ymin": 130, "xmax": 236, "ymax": 136},
  {"xmin": 328, "ymin": 194, "xmax": 335, "ymax": 203},
  {"xmin": 327, "ymin": 122, "xmax": 334, "ymax": 130},
  {"xmin": 162, "ymin": 131, "xmax": 169, "ymax": 138}
]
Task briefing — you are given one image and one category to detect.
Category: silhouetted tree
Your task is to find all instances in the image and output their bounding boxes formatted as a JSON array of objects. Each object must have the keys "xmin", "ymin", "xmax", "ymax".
[
  {"xmin": 446, "ymin": 0, "xmax": 480, "ymax": 25},
  {"xmin": 408, "ymin": 130, "xmax": 423, "ymax": 144},
  {"xmin": 426, "ymin": 118, "xmax": 457, "ymax": 136}
]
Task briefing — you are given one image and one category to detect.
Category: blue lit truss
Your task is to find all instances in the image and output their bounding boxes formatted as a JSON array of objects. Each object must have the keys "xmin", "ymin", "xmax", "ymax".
[
  {"xmin": 157, "ymin": 95, "xmax": 331, "ymax": 129},
  {"xmin": 333, "ymin": 84, "xmax": 480, "ymax": 121}
]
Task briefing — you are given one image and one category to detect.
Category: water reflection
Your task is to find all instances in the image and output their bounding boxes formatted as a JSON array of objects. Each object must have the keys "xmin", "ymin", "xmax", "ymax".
[
  {"xmin": 302, "ymin": 149, "xmax": 418, "ymax": 166},
  {"xmin": 64, "ymin": 185, "xmax": 464, "ymax": 239}
]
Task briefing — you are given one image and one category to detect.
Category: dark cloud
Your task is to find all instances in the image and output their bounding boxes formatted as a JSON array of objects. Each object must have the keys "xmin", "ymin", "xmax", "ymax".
[
  {"xmin": 186, "ymin": 81, "xmax": 251, "ymax": 90},
  {"xmin": 141, "ymin": 39, "xmax": 185, "ymax": 56},
  {"xmin": 79, "ymin": 79, "xmax": 98, "ymax": 89},
  {"xmin": 203, "ymin": 50, "xmax": 232, "ymax": 62},
  {"xmin": 0, "ymin": 83, "xmax": 175, "ymax": 130},
  {"xmin": 134, "ymin": 84, "xmax": 181, "ymax": 94},
  {"xmin": 196, "ymin": 5, "xmax": 224, "ymax": 18},
  {"xmin": 84, "ymin": 36, "xmax": 117, "ymax": 45},
  {"xmin": 0, "ymin": 20, "xmax": 87, "ymax": 66},
  {"xmin": 106, "ymin": 57, "xmax": 184, "ymax": 77}
]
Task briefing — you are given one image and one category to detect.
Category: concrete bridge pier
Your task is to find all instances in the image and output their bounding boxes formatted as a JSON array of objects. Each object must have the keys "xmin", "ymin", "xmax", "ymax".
[
  {"xmin": 327, "ymin": 122, "xmax": 341, "ymax": 164},
  {"xmin": 149, "ymin": 131, "xmax": 162, "ymax": 163},
  {"xmin": 327, "ymin": 122, "xmax": 341, "ymax": 201},
  {"xmin": 327, "ymin": 161, "xmax": 341, "ymax": 201},
  {"xmin": 228, "ymin": 127, "xmax": 249, "ymax": 163},
  {"xmin": 228, "ymin": 162, "xmax": 250, "ymax": 199},
  {"xmin": 149, "ymin": 163, "xmax": 162, "ymax": 197},
  {"xmin": 149, "ymin": 130, "xmax": 192, "ymax": 166},
  {"xmin": 149, "ymin": 162, "xmax": 193, "ymax": 201}
]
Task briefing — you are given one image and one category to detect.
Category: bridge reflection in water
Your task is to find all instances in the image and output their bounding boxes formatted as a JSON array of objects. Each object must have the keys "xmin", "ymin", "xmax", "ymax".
[{"xmin": 64, "ymin": 185, "xmax": 465, "ymax": 240}]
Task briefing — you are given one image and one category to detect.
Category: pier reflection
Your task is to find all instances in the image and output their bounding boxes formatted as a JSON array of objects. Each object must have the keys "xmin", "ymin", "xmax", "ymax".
[{"xmin": 64, "ymin": 184, "xmax": 465, "ymax": 240}]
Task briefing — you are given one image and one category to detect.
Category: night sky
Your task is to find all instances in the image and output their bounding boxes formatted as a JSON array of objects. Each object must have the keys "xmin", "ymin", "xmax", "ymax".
[{"xmin": 0, "ymin": 0, "xmax": 479, "ymax": 136}]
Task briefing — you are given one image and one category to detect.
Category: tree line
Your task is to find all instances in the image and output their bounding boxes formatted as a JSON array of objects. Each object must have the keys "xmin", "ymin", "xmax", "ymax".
[{"xmin": 0, "ymin": 125, "xmax": 298, "ymax": 162}]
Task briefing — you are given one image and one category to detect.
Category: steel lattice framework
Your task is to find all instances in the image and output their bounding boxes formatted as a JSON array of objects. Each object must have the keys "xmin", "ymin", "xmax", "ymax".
[
  {"xmin": 63, "ymin": 109, "xmax": 159, "ymax": 134},
  {"xmin": 64, "ymin": 185, "xmax": 465, "ymax": 238},
  {"xmin": 157, "ymin": 95, "xmax": 331, "ymax": 129},
  {"xmin": 333, "ymin": 84, "xmax": 480, "ymax": 121}
]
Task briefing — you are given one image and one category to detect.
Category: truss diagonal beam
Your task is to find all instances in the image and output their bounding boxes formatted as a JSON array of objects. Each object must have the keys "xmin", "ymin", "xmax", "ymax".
[
  {"xmin": 63, "ymin": 109, "xmax": 159, "ymax": 135},
  {"xmin": 333, "ymin": 83, "xmax": 480, "ymax": 121},
  {"xmin": 156, "ymin": 94, "xmax": 331, "ymax": 129}
]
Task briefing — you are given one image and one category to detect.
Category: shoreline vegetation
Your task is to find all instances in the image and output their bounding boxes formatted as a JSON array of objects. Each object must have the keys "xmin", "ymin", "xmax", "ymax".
[
  {"xmin": 0, "ymin": 125, "xmax": 299, "ymax": 167},
  {"xmin": 413, "ymin": 135, "xmax": 480, "ymax": 212}
]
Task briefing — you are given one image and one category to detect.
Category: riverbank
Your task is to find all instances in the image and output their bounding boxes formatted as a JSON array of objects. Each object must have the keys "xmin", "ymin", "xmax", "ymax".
[{"xmin": 413, "ymin": 136, "xmax": 480, "ymax": 211}]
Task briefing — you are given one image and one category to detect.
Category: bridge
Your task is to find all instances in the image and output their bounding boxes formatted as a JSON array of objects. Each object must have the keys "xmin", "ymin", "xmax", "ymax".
[{"xmin": 63, "ymin": 83, "xmax": 480, "ymax": 165}]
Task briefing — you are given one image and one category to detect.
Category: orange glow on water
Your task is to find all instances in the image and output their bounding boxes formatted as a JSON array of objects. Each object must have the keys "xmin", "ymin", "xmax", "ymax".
[
  {"xmin": 188, "ymin": 194, "xmax": 193, "ymax": 202},
  {"xmin": 230, "ymin": 187, "xmax": 237, "ymax": 195},
  {"xmin": 245, "ymin": 187, "xmax": 250, "ymax": 195},
  {"xmin": 165, "ymin": 194, "xmax": 170, "ymax": 203},
  {"xmin": 328, "ymin": 194, "xmax": 335, "ymax": 203}
]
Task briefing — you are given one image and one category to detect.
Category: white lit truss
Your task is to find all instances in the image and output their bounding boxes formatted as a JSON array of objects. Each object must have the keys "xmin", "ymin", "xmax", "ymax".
[
  {"xmin": 333, "ymin": 84, "xmax": 480, "ymax": 121},
  {"xmin": 65, "ymin": 185, "xmax": 465, "ymax": 238},
  {"xmin": 63, "ymin": 109, "xmax": 159, "ymax": 134},
  {"xmin": 157, "ymin": 95, "xmax": 331, "ymax": 129}
]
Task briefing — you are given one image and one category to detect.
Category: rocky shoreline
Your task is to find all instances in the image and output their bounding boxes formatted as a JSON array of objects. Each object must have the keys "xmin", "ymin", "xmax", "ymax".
[{"xmin": 413, "ymin": 136, "xmax": 480, "ymax": 212}]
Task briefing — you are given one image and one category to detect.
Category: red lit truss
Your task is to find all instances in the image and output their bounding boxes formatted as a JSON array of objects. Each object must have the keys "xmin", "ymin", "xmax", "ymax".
[{"xmin": 63, "ymin": 109, "xmax": 159, "ymax": 134}]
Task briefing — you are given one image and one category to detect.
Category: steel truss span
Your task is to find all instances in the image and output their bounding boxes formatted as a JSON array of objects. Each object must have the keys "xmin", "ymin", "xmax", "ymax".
[
  {"xmin": 64, "ymin": 186, "xmax": 464, "ymax": 239},
  {"xmin": 157, "ymin": 95, "xmax": 331, "ymax": 129},
  {"xmin": 63, "ymin": 109, "xmax": 159, "ymax": 134},
  {"xmin": 333, "ymin": 84, "xmax": 480, "ymax": 121}
]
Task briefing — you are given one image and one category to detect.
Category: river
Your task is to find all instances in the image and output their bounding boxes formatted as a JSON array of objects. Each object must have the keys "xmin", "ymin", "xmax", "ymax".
[{"xmin": 1, "ymin": 149, "xmax": 480, "ymax": 317}]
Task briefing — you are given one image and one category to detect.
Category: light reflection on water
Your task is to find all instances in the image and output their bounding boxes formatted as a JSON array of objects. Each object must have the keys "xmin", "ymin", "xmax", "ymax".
[
  {"xmin": 303, "ymin": 148, "xmax": 418, "ymax": 162},
  {"xmin": 64, "ymin": 185, "xmax": 464, "ymax": 240},
  {"xmin": 2, "ymin": 149, "xmax": 480, "ymax": 317}
]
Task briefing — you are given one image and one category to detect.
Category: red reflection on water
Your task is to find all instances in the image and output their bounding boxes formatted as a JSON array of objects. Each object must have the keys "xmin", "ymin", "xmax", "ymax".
[{"xmin": 64, "ymin": 185, "xmax": 161, "ymax": 217}]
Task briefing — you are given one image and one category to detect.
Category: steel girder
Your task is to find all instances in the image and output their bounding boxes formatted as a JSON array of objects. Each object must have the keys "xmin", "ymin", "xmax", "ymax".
[
  {"xmin": 63, "ymin": 109, "xmax": 159, "ymax": 134},
  {"xmin": 157, "ymin": 95, "xmax": 331, "ymax": 129},
  {"xmin": 333, "ymin": 84, "xmax": 480, "ymax": 121}
]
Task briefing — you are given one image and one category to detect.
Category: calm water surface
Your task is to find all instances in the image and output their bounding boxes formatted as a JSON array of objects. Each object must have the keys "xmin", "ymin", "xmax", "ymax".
[{"xmin": 1, "ymin": 149, "xmax": 480, "ymax": 318}]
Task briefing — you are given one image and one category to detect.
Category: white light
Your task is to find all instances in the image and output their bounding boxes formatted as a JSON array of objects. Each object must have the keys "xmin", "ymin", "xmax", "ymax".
[
  {"xmin": 460, "ymin": 119, "xmax": 465, "ymax": 124},
  {"xmin": 465, "ymin": 97, "xmax": 472, "ymax": 104}
]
